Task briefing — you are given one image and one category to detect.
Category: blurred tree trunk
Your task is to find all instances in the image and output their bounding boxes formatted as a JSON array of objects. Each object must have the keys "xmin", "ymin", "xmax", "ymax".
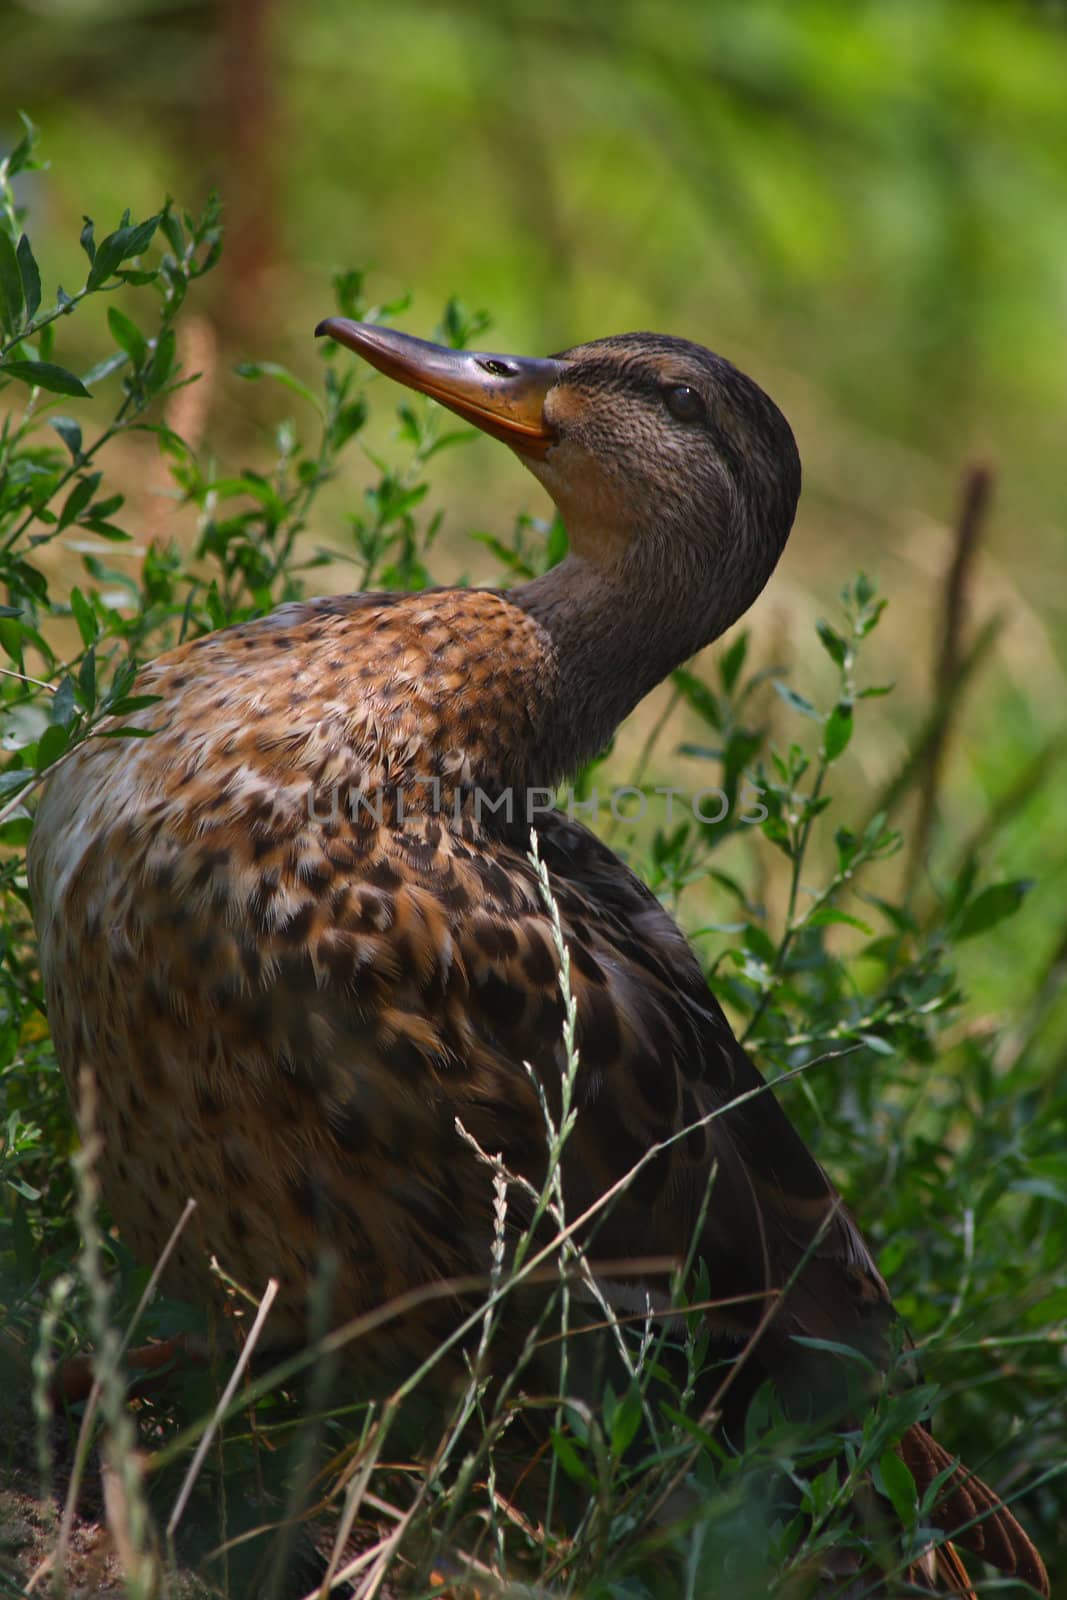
[{"xmin": 204, "ymin": 0, "xmax": 280, "ymax": 345}]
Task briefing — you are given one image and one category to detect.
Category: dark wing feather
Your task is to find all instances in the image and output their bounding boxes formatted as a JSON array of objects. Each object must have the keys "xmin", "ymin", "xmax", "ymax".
[
  {"xmin": 482, "ymin": 811, "xmax": 895, "ymax": 1404},
  {"xmin": 455, "ymin": 811, "xmax": 1048, "ymax": 1592}
]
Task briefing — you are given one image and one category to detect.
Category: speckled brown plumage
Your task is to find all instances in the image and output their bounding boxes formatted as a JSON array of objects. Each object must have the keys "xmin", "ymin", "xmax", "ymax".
[{"xmin": 29, "ymin": 324, "xmax": 1046, "ymax": 1595}]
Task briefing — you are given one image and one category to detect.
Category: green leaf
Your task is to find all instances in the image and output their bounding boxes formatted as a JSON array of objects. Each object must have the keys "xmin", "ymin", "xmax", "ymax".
[
  {"xmin": 123, "ymin": 214, "xmax": 164, "ymax": 258},
  {"xmin": 0, "ymin": 228, "xmax": 23, "ymax": 336},
  {"xmin": 0, "ymin": 618, "xmax": 25, "ymax": 665},
  {"xmin": 58, "ymin": 473, "xmax": 101, "ymax": 530},
  {"xmin": 853, "ymin": 572, "xmax": 876, "ymax": 609},
  {"xmin": 86, "ymin": 212, "xmax": 161, "ymax": 290},
  {"xmin": 815, "ymin": 618, "xmax": 848, "ymax": 668},
  {"xmin": 83, "ymin": 520, "xmax": 132, "ymax": 542},
  {"xmin": 861, "ymin": 893, "xmax": 917, "ymax": 934},
  {"xmin": 0, "ymin": 359, "xmax": 91, "ymax": 398},
  {"xmin": 719, "ymin": 630, "xmax": 749, "ymax": 692},
  {"xmin": 69, "ymin": 588, "xmax": 98, "ymax": 648},
  {"xmin": 761, "ymin": 813, "xmax": 792, "ymax": 853},
  {"xmin": 548, "ymin": 1428, "xmax": 594, "ymax": 1486},
  {"xmin": 790, "ymin": 1335, "xmax": 877, "ymax": 1374},
  {"xmin": 106, "ymin": 694, "xmax": 162, "ymax": 716},
  {"xmin": 658, "ymin": 1403, "xmax": 717, "ymax": 1449},
  {"xmin": 858, "ymin": 1032, "xmax": 897, "ymax": 1056},
  {"xmin": 861, "ymin": 809, "xmax": 897, "ymax": 852},
  {"xmin": 857, "ymin": 598, "xmax": 887, "ymax": 637},
  {"xmin": 36, "ymin": 722, "xmax": 69, "ymax": 770},
  {"xmin": 6, "ymin": 1173, "xmax": 42, "ymax": 1201},
  {"xmin": 51, "ymin": 676, "xmax": 76, "ymax": 728},
  {"xmin": 235, "ymin": 360, "xmax": 323, "ymax": 415},
  {"xmin": 0, "ymin": 769, "xmax": 32, "ymax": 798},
  {"xmin": 0, "ymin": 816, "xmax": 33, "ymax": 847},
  {"xmin": 145, "ymin": 327, "xmax": 176, "ymax": 393},
  {"xmin": 81, "ymin": 350, "xmax": 127, "ymax": 388},
  {"xmin": 672, "ymin": 666, "xmax": 722, "ymax": 730},
  {"xmin": 4, "ymin": 113, "xmax": 39, "ymax": 180},
  {"xmin": 423, "ymin": 425, "xmax": 476, "ymax": 460},
  {"xmin": 0, "ymin": 615, "xmax": 50, "ymax": 664},
  {"xmin": 468, "ymin": 530, "xmax": 530, "ymax": 576},
  {"xmin": 12, "ymin": 562, "xmax": 50, "ymax": 607},
  {"xmin": 806, "ymin": 907, "xmax": 873, "ymax": 934},
  {"xmin": 16, "ymin": 234, "xmax": 41, "ymax": 323},
  {"xmin": 90, "ymin": 491, "xmax": 123, "ymax": 520},
  {"xmin": 330, "ymin": 396, "xmax": 368, "ymax": 451},
  {"xmin": 545, "ymin": 513, "xmax": 569, "ymax": 568},
  {"xmin": 822, "ymin": 700, "xmax": 853, "ymax": 761},
  {"xmin": 78, "ymin": 644, "xmax": 97, "ymax": 708},
  {"xmin": 956, "ymin": 880, "xmax": 1033, "ymax": 941},
  {"xmin": 743, "ymin": 922, "xmax": 777, "ymax": 963},
  {"xmin": 206, "ymin": 473, "xmax": 286, "ymax": 512},
  {"xmin": 79, "ymin": 216, "xmax": 96, "ymax": 264},
  {"xmin": 608, "ymin": 1383, "xmax": 643, "ymax": 1457},
  {"xmin": 160, "ymin": 206, "xmax": 185, "ymax": 257},
  {"xmin": 50, "ymin": 415, "xmax": 83, "ymax": 459},
  {"xmin": 332, "ymin": 267, "xmax": 365, "ymax": 320},
  {"xmin": 773, "ymin": 680, "xmax": 821, "ymax": 721},
  {"xmin": 107, "ymin": 306, "xmax": 147, "ymax": 366},
  {"xmin": 876, "ymin": 1450, "xmax": 917, "ymax": 1528}
]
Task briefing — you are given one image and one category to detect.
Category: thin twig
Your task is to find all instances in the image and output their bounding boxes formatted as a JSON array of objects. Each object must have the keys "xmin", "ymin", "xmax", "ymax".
[
  {"xmin": 0, "ymin": 665, "xmax": 56, "ymax": 694},
  {"xmin": 903, "ymin": 465, "xmax": 994, "ymax": 898},
  {"xmin": 864, "ymin": 611, "xmax": 1003, "ymax": 830}
]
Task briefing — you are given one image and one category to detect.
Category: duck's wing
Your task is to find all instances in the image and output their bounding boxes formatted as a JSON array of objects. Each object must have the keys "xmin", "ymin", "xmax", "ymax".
[{"xmin": 451, "ymin": 809, "xmax": 891, "ymax": 1378}]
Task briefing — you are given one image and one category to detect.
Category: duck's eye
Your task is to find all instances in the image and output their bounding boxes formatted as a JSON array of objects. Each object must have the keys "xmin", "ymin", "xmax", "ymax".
[{"xmin": 663, "ymin": 384, "xmax": 706, "ymax": 424}]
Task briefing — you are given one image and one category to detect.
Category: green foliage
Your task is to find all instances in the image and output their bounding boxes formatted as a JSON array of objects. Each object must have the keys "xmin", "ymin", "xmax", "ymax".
[{"xmin": 0, "ymin": 129, "xmax": 1063, "ymax": 1600}]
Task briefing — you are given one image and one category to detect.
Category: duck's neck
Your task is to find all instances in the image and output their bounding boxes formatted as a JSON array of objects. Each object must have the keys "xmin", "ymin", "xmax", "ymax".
[{"xmin": 512, "ymin": 544, "xmax": 735, "ymax": 786}]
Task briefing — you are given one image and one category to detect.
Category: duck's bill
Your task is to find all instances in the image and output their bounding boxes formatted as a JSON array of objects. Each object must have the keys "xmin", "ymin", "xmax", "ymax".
[{"xmin": 316, "ymin": 319, "xmax": 564, "ymax": 459}]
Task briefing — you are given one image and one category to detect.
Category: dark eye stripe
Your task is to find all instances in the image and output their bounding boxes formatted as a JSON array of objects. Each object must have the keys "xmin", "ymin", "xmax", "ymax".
[
  {"xmin": 559, "ymin": 359, "xmax": 665, "ymax": 403},
  {"xmin": 554, "ymin": 359, "xmax": 707, "ymax": 414}
]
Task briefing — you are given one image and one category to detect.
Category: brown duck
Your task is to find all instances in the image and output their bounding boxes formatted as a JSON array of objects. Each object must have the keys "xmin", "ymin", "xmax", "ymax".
[{"xmin": 29, "ymin": 321, "xmax": 1047, "ymax": 1594}]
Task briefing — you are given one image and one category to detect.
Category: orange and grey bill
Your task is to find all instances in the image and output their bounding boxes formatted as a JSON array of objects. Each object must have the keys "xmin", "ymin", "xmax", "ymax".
[{"xmin": 315, "ymin": 318, "xmax": 565, "ymax": 457}]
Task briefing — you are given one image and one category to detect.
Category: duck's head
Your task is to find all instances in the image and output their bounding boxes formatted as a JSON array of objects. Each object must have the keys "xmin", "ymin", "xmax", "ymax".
[{"xmin": 316, "ymin": 319, "xmax": 800, "ymax": 665}]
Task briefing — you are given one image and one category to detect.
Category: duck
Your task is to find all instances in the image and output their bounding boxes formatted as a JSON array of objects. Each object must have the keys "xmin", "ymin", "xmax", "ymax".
[{"xmin": 28, "ymin": 320, "xmax": 1047, "ymax": 1596}]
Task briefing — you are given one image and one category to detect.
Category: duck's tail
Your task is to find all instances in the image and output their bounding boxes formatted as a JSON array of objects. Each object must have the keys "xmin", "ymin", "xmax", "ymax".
[{"xmin": 898, "ymin": 1423, "xmax": 1048, "ymax": 1596}]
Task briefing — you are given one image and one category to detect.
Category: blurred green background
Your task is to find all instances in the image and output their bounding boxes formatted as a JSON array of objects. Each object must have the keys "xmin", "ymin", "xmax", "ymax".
[{"xmin": 3, "ymin": 0, "xmax": 1066, "ymax": 1031}]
